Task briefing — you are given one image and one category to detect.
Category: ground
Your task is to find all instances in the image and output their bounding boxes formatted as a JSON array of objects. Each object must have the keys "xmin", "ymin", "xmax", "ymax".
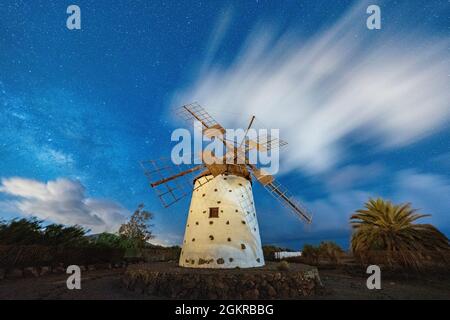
[{"xmin": 0, "ymin": 264, "xmax": 449, "ymax": 300}]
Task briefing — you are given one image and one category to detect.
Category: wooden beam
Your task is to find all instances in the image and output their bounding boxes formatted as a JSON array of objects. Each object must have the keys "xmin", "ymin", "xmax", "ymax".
[{"xmin": 150, "ymin": 165, "xmax": 204, "ymax": 187}]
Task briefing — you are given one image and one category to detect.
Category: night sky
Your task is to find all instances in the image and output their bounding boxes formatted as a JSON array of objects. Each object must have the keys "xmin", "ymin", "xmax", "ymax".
[{"xmin": 0, "ymin": 0, "xmax": 448, "ymax": 249}]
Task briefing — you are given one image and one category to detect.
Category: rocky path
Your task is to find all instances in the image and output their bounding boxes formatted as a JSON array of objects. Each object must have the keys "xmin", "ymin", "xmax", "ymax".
[
  {"xmin": 0, "ymin": 266, "xmax": 448, "ymax": 300},
  {"xmin": 316, "ymin": 269, "xmax": 450, "ymax": 300},
  {"xmin": 0, "ymin": 268, "xmax": 148, "ymax": 300}
]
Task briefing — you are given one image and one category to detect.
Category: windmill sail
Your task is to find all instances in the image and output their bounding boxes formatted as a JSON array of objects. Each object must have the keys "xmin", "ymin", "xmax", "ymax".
[
  {"xmin": 247, "ymin": 164, "xmax": 312, "ymax": 224},
  {"xmin": 175, "ymin": 102, "xmax": 225, "ymax": 132},
  {"xmin": 140, "ymin": 158, "xmax": 208, "ymax": 207}
]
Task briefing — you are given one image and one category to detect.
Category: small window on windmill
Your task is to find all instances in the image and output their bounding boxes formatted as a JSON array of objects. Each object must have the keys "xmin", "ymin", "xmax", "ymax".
[{"xmin": 209, "ymin": 207, "xmax": 219, "ymax": 218}]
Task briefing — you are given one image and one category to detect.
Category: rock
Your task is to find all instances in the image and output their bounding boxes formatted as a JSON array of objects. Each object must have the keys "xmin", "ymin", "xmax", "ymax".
[
  {"xmin": 53, "ymin": 266, "xmax": 65, "ymax": 273},
  {"xmin": 96, "ymin": 263, "xmax": 110, "ymax": 270},
  {"xmin": 243, "ymin": 289, "xmax": 259, "ymax": 299},
  {"xmin": 40, "ymin": 266, "xmax": 51, "ymax": 276},
  {"xmin": 24, "ymin": 267, "xmax": 40, "ymax": 278},
  {"xmin": 123, "ymin": 262, "xmax": 321, "ymax": 299},
  {"xmin": 244, "ymin": 280, "xmax": 255, "ymax": 289},
  {"xmin": 266, "ymin": 285, "xmax": 277, "ymax": 297},
  {"xmin": 207, "ymin": 291, "xmax": 218, "ymax": 299},
  {"xmin": 184, "ymin": 279, "xmax": 196, "ymax": 289},
  {"xmin": 289, "ymin": 288, "xmax": 298, "ymax": 297},
  {"xmin": 279, "ymin": 287, "xmax": 290, "ymax": 298}
]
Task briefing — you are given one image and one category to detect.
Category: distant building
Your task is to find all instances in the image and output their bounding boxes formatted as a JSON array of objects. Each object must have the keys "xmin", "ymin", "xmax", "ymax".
[{"xmin": 274, "ymin": 251, "xmax": 302, "ymax": 260}]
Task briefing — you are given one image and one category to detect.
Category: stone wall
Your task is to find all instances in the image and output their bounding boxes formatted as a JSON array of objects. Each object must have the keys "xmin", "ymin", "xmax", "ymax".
[{"xmin": 123, "ymin": 262, "xmax": 324, "ymax": 299}]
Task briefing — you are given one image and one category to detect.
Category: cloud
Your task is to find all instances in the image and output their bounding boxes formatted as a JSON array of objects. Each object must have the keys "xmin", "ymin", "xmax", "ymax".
[
  {"xmin": 431, "ymin": 152, "xmax": 450, "ymax": 170},
  {"xmin": 394, "ymin": 170, "xmax": 450, "ymax": 228},
  {"xmin": 150, "ymin": 232, "xmax": 183, "ymax": 247},
  {"xmin": 324, "ymin": 163, "xmax": 385, "ymax": 191},
  {"xmin": 174, "ymin": 3, "xmax": 450, "ymax": 174},
  {"xmin": 0, "ymin": 177, "xmax": 128, "ymax": 233},
  {"xmin": 199, "ymin": 6, "xmax": 234, "ymax": 75}
]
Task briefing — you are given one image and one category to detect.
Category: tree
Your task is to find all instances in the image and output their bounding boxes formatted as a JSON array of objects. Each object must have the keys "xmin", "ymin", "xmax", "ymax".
[
  {"xmin": 0, "ymin": 218, "xmax": 90, "ymax": 247},
  {"xmin": 0, "ymin": 218, "xmax": 43, "ymax": 245},
  {"xmin": 119, "ymin": 204, "xmax": 154, "ymax": 248},
  {"xmin": 92, "ymin": 232, "xmax": 136, "ymax": 249},
  {"xmin": 43, "ymin": 224, "xmax": 88, "ymax": 247},
  {"xmin": 350, "ymin": 198, "xmax": 449, "ymax": 270}
]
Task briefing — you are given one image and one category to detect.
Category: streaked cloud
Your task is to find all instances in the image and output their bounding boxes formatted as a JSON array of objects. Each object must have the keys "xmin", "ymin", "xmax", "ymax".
[
  {"xmin": 395, "ymin": 170, "xmax": 450, "ymax": 227},
  {"xmin": 0, "ymin": 177, "xmax": 128, "ymax": 233},
  {"xmin": 174, "ymin": 3, "xmax": 450, "ymax": 174},
  {"xmin": 324, "ymin": 163, "xmax": 385, "ymax": 191}
]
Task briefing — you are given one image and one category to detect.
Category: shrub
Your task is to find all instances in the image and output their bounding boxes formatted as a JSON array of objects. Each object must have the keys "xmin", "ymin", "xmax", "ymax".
[
  {"xmin": 277, "ymin": 260, "xmax": 290, "ymax": 271},
  {"xmin": 301, "ymin": 242, "xmax": 345, "ymax": 266},
  {"xmin": 302, "ymin": 244, "xmax": 320, "ymax": 265},
  {"xmin": 43, "ymin": 224, "xmax": 88, "ymax": 247},
  {"xmin": 318, "ymin": 241, "xmax": 345, "ymax": 265},
  {"xmin": 92, "ymin": 233, "xmax": 137, "ymax": 249},
  {"xmin": 0, "ymin": 218, "xmax": 43, "ymax": 245}
]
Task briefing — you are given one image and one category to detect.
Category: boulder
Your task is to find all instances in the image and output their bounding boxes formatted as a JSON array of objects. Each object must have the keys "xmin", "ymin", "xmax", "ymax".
[
  {"xmin": 40, "ymin": 266, "xmax": 51, "ymax": 276},
  {"xmin": 243, "ymin": 289, "xmax": 259, "ymax": 299},
  {"xmin": 24, "ymin": 267, "xmax": 40, "ymax": 278}
]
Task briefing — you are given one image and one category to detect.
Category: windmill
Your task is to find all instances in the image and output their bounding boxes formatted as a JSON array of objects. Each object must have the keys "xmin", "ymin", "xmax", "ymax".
[{"xmin": 141, "ymin": 103, "xmax": 312, "ymax": 268}]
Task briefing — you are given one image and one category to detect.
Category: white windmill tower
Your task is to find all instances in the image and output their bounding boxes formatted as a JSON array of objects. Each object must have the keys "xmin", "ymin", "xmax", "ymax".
[{"xmin": 141, "ymin": 103, "xmax": 312, "ymax": 269}]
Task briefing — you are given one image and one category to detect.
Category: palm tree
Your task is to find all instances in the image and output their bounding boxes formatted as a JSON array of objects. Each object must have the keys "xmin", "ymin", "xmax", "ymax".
[{"xmin": 350, "ymin": 198, "xmax": 449, "ymax": 270}]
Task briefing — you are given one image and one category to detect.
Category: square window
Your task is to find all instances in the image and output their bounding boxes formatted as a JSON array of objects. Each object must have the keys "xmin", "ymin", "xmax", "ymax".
[{"xmin": 209, "ymin": 207, "xmax": 219, "ymax": 218}]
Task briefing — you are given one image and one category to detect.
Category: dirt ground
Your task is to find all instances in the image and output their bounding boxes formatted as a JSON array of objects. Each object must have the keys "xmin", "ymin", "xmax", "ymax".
[
  {"xmin": 0, "ymin": 265, "xmax": 448, "ymax": 300},
  {"xmin": 315, "ymin": 268, "xmax": 450, "ymax": 300}
]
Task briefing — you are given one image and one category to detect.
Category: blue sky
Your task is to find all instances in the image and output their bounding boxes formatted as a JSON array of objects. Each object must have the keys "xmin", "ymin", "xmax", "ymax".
[{"xmin": 0, "ymin": 0, "xmax": 448, "ymax": 249}]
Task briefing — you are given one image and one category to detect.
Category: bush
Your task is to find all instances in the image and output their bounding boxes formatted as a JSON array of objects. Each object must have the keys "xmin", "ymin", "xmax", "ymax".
[
  {"xmin": 277, "ymin": 260, "xmax": 290, "ymax": 271},
  {"xmin": 0, "ymin": 218, "xmax": 43, "ymax": 245},
  {"xmin": 302, "ymin": 242, "xmax": 345, "ymax": 266},
  {"xmin": 43, "ymin": 224, "xmax": 88, "ymax": 247},
  {"xmin": 0, "ymin": 219, "xmax": 126, "ymax": 269},
  {"xmin": 318, "ymin": 241, "xmax": 345, "ymax": 265},
  {"xmin": 0, "ymin": 218, "xmax": 88, "ymax": 247},
  {"xmin": 91, "ymin": 233, "xmax": 137, "ymax": 249},
  {"xmin": 0, "ymin": 245, "xmax": 125, "ymax": 269}
]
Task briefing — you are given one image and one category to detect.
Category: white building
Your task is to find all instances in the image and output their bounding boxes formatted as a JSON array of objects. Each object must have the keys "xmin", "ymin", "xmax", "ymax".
[
  {"xmin": 274, "ymin": 251, "xmax": 302, "ymax": 260},
  {"xmin": 179, "ymin": 173, "xmax": 265, "ymax": 268}
]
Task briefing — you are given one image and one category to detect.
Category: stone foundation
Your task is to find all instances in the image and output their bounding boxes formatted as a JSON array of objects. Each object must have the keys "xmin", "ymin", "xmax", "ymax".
[{"xmin": 123, "ymin": 262, "xmax": 324, "ymax": 299}]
